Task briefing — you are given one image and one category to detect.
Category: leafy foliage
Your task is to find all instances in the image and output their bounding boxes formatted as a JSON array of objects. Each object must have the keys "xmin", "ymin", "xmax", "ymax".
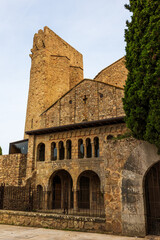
[
  {"xmin": 0, "ymin": 147, "xmax": 2, "ymax": 155},
  {"xmin": 123, "ymin": 0, "xmax": 160, "ymax": 152},
  {"xmin": 113, "ymin": 132, "xmax": 132, "ymax": 140}
]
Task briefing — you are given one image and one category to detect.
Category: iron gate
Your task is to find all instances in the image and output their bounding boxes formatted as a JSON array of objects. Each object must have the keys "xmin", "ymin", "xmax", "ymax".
[
  {"xmin": 0, "ymin": 184, "xmax": 4, "ymax": 209},
  {"xmin": 145, "ymin": 161, "xmax": 160, "ymax": 235}
]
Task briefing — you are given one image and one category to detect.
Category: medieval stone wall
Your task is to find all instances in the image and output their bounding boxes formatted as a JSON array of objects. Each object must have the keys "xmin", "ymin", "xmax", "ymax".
[
  {"xmin": 0, "ymin": 210, "xmax": 106, "ymax": 233},
  {"xmin": 25, "ymin": 123, "xmax": 127, "ymax": 191},
  {"xmin": 1, "ymin": 133, "xmax": 158, "ymax": 237},
  {"xmin": 94, "ymin": 57, "xmax": 127, "ymax": 89},
  {"xmin": 103, "ymin": 138, "xmax": 139, "ymax": 235},
  {"xmin": 102, "ymin": 138, "xmax": 160, "ymax": 237},
  {"xmin": 40, "ymin": 80, "xmax": 124, "ymax": 129},
  {"xmin": 0, "ymin": 154, "xmax": 27, "ymax": 186}
]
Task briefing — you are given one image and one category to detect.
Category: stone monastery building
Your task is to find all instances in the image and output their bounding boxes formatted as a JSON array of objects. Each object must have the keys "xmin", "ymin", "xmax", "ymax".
[{"xmin": 1, "ymin": 27, "xmax": 160, "ymax": 237}]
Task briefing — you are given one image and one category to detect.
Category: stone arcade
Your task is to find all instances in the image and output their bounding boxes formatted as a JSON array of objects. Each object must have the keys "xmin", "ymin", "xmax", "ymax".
[{"xmin": 0, "ymin": 27, "xmax": 160, "ymax": 237}]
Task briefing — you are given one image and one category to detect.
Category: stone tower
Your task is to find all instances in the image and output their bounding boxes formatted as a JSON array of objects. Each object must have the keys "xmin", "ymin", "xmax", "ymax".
[{"xmin": 24, "ymin": 27, "xmax": 83, "ymax": 134}]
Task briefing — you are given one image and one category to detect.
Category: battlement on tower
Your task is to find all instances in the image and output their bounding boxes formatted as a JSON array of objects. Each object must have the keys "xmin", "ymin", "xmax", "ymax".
[{"xmin": 24, "ymin": 27, "xmax": 83, "ymax": 134}]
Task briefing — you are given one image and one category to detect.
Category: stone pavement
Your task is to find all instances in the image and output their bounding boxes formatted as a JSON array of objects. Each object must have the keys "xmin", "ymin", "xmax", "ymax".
[{"xmin": 0, "ymin": 224, "xmax": 156, "ymax": 240}]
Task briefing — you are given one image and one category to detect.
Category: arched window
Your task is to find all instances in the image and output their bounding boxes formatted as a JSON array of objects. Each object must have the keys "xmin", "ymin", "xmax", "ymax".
[
  {"xmin": 86, "ymin": 138, "xmax": 92, "ymax": 158},
  {"xmin": 66, "ymin": 140, "xmax": 72, "ymax": 159},
  {"xmin": 59, "ymin": 141, "xmax": 64, "ymax": 160},
  {"xmin": 107, "ymin": 135, "xmax": 114, "ymax": 140},
  {"xmin": 77, "ymin": 170, "xmax": 104, "ymax": 213},
  {"xmin": 94, "ymin": 137, "xmax": 99, "ymax": 157},
  {"xmin": 78, "ymin": 139, "xmax": 84, "ymax": 158},
  {"xmin": 51, "ymin": 142, "xmax": 57, "ymax": 161},
  {"xmin": 37, "ymin": 143, "xmax": 45, "ymax": 161},
  {"xmin": 51, "ymin": 170, "xmax": 73, "ymax": 210}
]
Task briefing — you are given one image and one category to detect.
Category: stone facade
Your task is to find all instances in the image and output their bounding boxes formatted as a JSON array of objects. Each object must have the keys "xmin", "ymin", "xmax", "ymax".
[
  {"xmin": 25, "ymin": 27, "xmax": 83, "ymax": 134},
  {"xmin": 94, "ymin": 57, "xmax": 127, "ymax": 89},
  {"xmin": 40, "ymin": 79, "xmax": 124, "ymax": 129},
  {"xmin": 1, "ymin": 27, "xmax": 159, "ymax": 237},
  {"xmin": 30, "ymin": 123, "xmax": 127, "ymax": 190}
]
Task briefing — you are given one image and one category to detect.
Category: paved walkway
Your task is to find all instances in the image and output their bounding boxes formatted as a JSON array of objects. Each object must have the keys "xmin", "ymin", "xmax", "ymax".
[{"xmin": 0, "ymin": 224, "xmax": 152, "ymax": 240}]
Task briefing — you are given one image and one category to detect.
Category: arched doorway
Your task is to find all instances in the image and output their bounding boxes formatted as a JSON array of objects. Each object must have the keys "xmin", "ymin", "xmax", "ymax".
[
  {"xmin": 52, "ymin": 175, "xmax": 61, "ymax": 209},
  {"xmin": 145, "ymin": 161, "xmax": 160, "ymax": 235},
  {"xmin": 121, "ymin": 141, "xmax": 160, "ymax": 236},
  {"xmin": 49, "ymin": 170, "xmax": 73, "ymax": 212},
  {"xmin": 77, "ymin": 170, "xmax": 104, "ymax": 216},
  {"xmin": 79, "ymin": 176, "xmax": 90, "ymax": 209}
]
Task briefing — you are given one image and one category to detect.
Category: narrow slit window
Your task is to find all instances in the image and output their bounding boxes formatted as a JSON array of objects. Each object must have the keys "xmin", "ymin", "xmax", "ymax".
[
  {"xmin": 78, "ymin": 139, "xmax": 84, "ymax": 158},
  {"xmin": 51, "ymin": 142, "xmax": 57, "ymax": 160},
  {"xmin": 86, "ymin": 138, "xmax": 92, "ymax": 158},
  {"xmin": 66, "ymin": 140, "xmax": 72, "ymax": 159},
  {"xmin": 59, "ymin": 141, "xmax": 64, "ymax": 160},
  {"xmin": 94, "ymin": 137, "xmax": 99, "ymax": 157}
]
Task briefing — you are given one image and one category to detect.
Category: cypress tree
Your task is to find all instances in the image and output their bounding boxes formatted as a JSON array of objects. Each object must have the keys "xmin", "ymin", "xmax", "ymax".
[
  {"xmin": 0, "ymin": 147, "xmax": 2, "ymax": 155},
  {"xmin": 123, "ymin": 0, "xmax": 160, "ymax": 152}
]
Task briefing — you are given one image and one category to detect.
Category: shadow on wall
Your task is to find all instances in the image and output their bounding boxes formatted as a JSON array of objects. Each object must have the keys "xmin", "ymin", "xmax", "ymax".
[{"xmin": 122, "ymin": 141, "xmax": 160, "ymax": 237}]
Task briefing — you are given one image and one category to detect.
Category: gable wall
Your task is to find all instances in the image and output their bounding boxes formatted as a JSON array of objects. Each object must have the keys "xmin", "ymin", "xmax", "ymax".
[
  {"xmin": 41, "ymin": 80, "xmax": 124, "ymax": 129},
  {"xmin": 94, "ymin": 57, "xmax": 127, "ymax": 89}
]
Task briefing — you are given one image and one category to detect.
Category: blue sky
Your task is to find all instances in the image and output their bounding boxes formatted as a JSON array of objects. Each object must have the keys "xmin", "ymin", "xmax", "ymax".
[{"xmin": 0, "ymin": 0, "xmax": 131, "ymax": 154}]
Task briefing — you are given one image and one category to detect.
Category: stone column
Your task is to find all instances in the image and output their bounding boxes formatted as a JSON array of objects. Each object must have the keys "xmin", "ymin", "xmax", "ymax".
[
  {"xmin": 43, "ymin": 191, "xmax": 48, "ymax": 210},
  {"xmin": 72, "ymin": 177, "xmax": 78, "ymax": 212},
  {"xmin": 73, "ymin": 189, "xmax": 78, "ymax": 212},
  {"xmin": 72, "ymin": 139, "xmax": 77, "ymax": 159},
  {"xmin": 61, "ymin": 179, "xmax": 64, "ymax": 209},
  {"xmin": 89, "ymin": 176, "xmax": 93, "ymax": 212},
  {"xmin": 64, "ymin": 141, "xmax": 67, "ymax": 159},
  {"xmin": 45, "ymin": 142, "xmax": 51, "ymax": 162},
  {"xmin": 47, "ymin": 190, "xmax": 52, "ymax": 210},
  {"xmin": 57, "ymin": 143, "xmax": 60, "ymax": 160},
  {"xmin": 99, "ymin": 137, "xmax": 102, "ymax": 157},
  {"xmin": 91, "ymin": 140, "xmax": 94, "ymax": 158},
  {"xmin": 68, "ymin": 182, "xmax": 71, "ymax": 209}
]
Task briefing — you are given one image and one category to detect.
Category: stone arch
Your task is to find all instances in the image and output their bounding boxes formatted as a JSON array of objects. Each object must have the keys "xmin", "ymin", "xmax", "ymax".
[
  {"xmin": 122, "ymin": 141, "xmax": 160, "ymax": 237},
  {"xmin": 77, "ymin": 170, "xmax": 102, "ymax": 190},
  {"xmin": 37, "ymin": 142, "xmax": 45, "ymax": 161},
  {"xmin": 48, "ymin": 169, "xmax": 73, "ymax": 211},
  {"xmin": 76, "ymin": 170, "xmax": 105, "ymax": 214},
  {"xmin": 74, "ymin": 168, "xmax": 104, "ymax": 193},
  {"xmin": 107, "ymin": 134, "xmax": 114, "ymax": 140}
]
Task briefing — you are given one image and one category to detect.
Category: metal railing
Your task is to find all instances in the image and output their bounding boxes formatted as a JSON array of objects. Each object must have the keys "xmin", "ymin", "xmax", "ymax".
[{"xmin": 0, "ymin": 185, "xmax": 105, "ymax": 218}]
